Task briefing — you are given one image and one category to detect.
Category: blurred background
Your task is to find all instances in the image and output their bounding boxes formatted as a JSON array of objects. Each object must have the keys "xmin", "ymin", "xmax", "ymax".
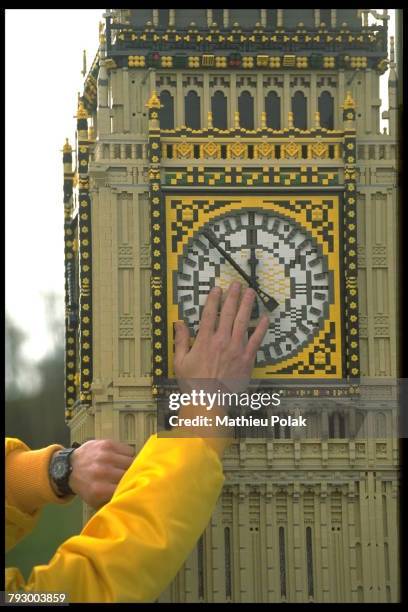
[
  {"xmin": 5, "ymin": 8, "xmax": 104, "ymax": 580},
  {"xmin": 5, "ymin": 8, "xmax": 397, "ymax": 581}
]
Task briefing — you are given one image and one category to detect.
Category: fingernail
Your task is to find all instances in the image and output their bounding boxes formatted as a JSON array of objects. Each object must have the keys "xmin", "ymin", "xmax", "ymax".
[
  {"xmin": 212, "ymin": 286, "xmax": 222, "ymax": 294},
  {"xmin": 231, "ymin": 281, "xmax": 241, "ymax": 291}
]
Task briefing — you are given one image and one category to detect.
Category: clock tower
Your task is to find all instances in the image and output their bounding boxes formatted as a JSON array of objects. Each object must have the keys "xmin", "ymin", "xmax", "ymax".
[{"xmin": 63, "ymin": 9, "xmax": 399, "ymax": 602}]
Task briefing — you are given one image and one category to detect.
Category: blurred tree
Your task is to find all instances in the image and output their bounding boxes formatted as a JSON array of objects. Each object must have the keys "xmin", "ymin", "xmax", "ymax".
[
  {"xmin": 5, "ymin": 314, "xmax": 32, "ymax": 400},
  {"xmin": 6, "ymin": 293, "xmax": 82, "ymax": 579},
  {"xmin": 6, "ymin": 292, "xmax": 70, "ymax": 447}
]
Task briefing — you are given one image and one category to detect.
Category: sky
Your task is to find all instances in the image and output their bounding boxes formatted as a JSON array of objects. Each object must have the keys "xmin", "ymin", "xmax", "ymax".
[{"xmin": 5, "ymin": 9, "xmax": 397, "ymax": 364}]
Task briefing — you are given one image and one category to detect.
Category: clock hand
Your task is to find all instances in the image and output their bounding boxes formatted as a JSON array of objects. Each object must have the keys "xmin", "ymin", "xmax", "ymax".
[
  {"xmin": 201, "ymin": 228, "xmax": 279, "ymax": 312},
  {"xmin": 247, "ymin": 212, "xmax": 260, "ymax": 319}
]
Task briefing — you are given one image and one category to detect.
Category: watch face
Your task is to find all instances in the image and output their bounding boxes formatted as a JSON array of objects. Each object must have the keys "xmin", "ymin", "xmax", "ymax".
[
  {"xmin": 174, "ymin": 209, "xmax": 334, "ymax": 367},
  {"xmin": 53, "ymin": 459, "xmax": 68, "ymax": 479}
]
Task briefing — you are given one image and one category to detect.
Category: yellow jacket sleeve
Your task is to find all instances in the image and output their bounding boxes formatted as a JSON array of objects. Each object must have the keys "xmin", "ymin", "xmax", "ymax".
[
  {"xmin": 5, "ymin": 438, "xmax": 76, "ymax": 553},
  {"xmin": 5, "ymin": 434, "xmax": 225, "ymax": 603}
]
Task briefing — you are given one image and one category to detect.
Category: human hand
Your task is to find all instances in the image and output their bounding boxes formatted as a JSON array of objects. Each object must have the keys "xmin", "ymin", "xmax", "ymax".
[
  {"xmin": 68, "ymin": 439, "xmax": 135, "ymax": 509},
  {"xmin": 174, "ymin": 281, "xmax": 269, "ymax": 394}
]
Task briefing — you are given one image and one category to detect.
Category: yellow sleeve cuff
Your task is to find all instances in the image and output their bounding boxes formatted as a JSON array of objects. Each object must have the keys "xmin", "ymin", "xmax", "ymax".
[{"xmin": 6, "ymin": 442, "xmax": 76, "ymax": 516}]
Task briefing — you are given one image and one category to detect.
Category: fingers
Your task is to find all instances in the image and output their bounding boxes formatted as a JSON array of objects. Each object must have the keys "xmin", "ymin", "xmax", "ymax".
[
  {"xmin": 231, "ymin": 287, "xmax": 257, "ymax": 344},
  {"xmin": 110, "ymin": 452, "xmax": 135, "ymax": 470},
  {"xmin": 217, "ymin": 281, "xmax": 241, "ymax": 338},
  {"xmin": 104, "ymin": 440, "xmax": 135, "ymax": 457},
  {"xmin": 245, "ymin": 314, "xmax": 270, "ymax": 363},
  {"xmin": 197, "ymin": 286, "xmax": 222, "ymax": 339},
  {"xmin": 174, "ymin": 320, "xmax": 190, "ymax": 365}
]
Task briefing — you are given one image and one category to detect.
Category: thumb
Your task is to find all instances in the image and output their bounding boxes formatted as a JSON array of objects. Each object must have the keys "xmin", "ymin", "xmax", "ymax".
[{"xmin": 174, "ymin": 320, "xmax": 190, "ymax": 365}]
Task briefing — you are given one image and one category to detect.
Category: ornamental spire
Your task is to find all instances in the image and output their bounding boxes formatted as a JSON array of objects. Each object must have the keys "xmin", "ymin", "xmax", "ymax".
[
  {"xmin": 76, "ymin": 98, "xmax": 89, "ymax": 119},
  {"xmin": 63, "ymin": 137, "xmax": 72, "ymax": 153},
  {"xmin": 343, "ymin": 90, "xmax": 356, "ymax": 110},
  {"xmin": 146, "ymin": 90, "xmax": 162, "ymax": 109}
]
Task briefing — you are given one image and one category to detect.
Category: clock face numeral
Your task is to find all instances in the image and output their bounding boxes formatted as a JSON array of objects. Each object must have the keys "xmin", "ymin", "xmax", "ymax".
[{"xmin": 173, "ymin": 209, "xmax": 334, "ymax": 366}]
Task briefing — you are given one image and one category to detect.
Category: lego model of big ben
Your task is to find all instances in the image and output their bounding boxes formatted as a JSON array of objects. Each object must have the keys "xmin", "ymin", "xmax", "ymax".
[{"xmin": 62, "ymin": 9, "xmax": 399, "ymax": 603}]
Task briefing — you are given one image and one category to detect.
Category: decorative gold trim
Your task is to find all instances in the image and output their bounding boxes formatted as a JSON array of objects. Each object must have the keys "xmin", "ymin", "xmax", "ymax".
[
  {"xmin": 76, "ymin": 100, "xmax": 88, "ymax": 119},
  {"xmin": 342, "ymin": 90, "xmax": 357, "ymax": 110},
  {"xmin": 146, "ymin": 90, "xmax": 162, "ymax": 109}
]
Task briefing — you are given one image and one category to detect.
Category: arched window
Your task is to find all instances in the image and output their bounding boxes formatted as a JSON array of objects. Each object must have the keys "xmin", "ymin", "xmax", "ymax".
[
  {"xmin": 185, "ymin": 91, "xmax": 201, "ymax": 129},
  {"xmin": 159, "ymin": 90, "xmax": 174, "ymax": 129},
  {"xmin": 279, "ymin": 526, "xmax": 287, "ymax": 598},
  {"xmin": 176, "ymin": 9, "xmax": 207, "ymax": 28},
  {"xmin": 285, "ymin": 9, "xmax": 313, "ymax": 29},
  {"xmin": 230, "ymin": 9, "xmax": 260, "ymax": 30},
  {"xmin": 130, "ymin": 9, "xmax": 153, "ymax": 28},
  {"xmin": 212, "ymin": 9, "xmax": 224, "ymax": 27},
  {"xmin": 197, "ymin": 535, "xmax": 205, "ymax": 599},
  {"xmin": 265, "ymin": 91, "xmax": 281, "ymax": 129},
  {"xmin": 320, "ymin": 9, "xmax": 331, "ymax": 27},
  {"xmin": 306, "ymin": 527, "xmax": 314, "ymax": 598},
  {"xmin": 329, "ymin": 412, "xmax": 346, "ymax": 438},
  {"xmin": 224, "ymin": 527, "xmax": 232, "ymax": 599},
  {"xmin": 211, "ymin": 90, "xmax": 227, "ymax": 129},
  {"xmin": 238, "ymin": 91, "xmax": 254, "ymax": 130},
  {"xmin": 124, "ymin": 413, "xmax": 135, "ymax": 441},
  {"xmin": 157, "ymin": 9, "xmax": 169, "ymax": 29},
  {"xmin": 318, "ymin": 91, "xmax": 334, "ymax": 130},
  {"xmin": 266, "ymin": 9, "xmax": 277, "ymax": 30},
  {"xmin": 376, "ymin": 412, "xmax": 387, "ymax": 437},
  {"xmin": 292, "ymin": 91, "xmax": 307, "ymax": 129}
]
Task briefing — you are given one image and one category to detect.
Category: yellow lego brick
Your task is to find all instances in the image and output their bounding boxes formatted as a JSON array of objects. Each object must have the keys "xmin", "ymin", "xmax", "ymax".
[
  {"xmin": 198, "ymin": 176, "xmax": 205, "ymax": 183},
  {"xmin": 208, "ymin": 179, "xmax": 215, "ymax": 185},
  {"xmin": 176, "ymin": 172, "xmax": 183, "ymax": 179},
  {"xmin": 246, "ymin": 179, "xmax": 253, "ymax": 185},
  {"xmin": 312, "ymin": 175, "xmax": 318, "ymax": 183},
  {"xmin": 187, "ymin": 175, "xmax": 194, "ymax": 183},
  {"xmin": 225, "ymin": 176, "xmax": 232, "ymax": 183},
  {"xmin": 301, "ymin": 175, "xmax": 308, "ymax": 183},
  {"xmin": 236, "ymin": 176, "xmax": 242, "ymax": 183}
]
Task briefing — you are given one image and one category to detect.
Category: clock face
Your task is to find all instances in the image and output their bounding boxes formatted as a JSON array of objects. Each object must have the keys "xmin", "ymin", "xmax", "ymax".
[{"xmin": 173, "ymin": 209, "xmax": 334, "ymax": 367}]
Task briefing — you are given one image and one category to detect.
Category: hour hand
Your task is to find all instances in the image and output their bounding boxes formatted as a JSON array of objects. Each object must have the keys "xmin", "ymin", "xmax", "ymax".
[{"xmin": 255, "ymin": 288, "xmax": 279, "ymax": 312}]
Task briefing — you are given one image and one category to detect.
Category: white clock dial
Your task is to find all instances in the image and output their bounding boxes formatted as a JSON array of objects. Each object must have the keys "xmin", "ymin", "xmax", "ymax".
[{"xmin": 173, "ymin": 209, "xmax": 333, "ymax": 366}]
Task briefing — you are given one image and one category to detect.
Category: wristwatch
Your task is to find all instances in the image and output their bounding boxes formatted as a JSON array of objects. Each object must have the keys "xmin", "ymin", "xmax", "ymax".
[{"xmin": 49, "ymin": 442, "xmax": 81, "ymax": 497}]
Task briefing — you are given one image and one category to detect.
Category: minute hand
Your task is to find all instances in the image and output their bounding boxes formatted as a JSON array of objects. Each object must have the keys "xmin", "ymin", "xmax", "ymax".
[{"xmin": 202, "ymin": 229, "xmax": 279, "ymax": 312}]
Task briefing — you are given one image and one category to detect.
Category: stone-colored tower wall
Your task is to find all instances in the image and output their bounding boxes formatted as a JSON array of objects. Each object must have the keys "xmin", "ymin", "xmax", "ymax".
[{"xmin": 65, "ymin": 9, "xmax": 399, "ymax": 602}]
